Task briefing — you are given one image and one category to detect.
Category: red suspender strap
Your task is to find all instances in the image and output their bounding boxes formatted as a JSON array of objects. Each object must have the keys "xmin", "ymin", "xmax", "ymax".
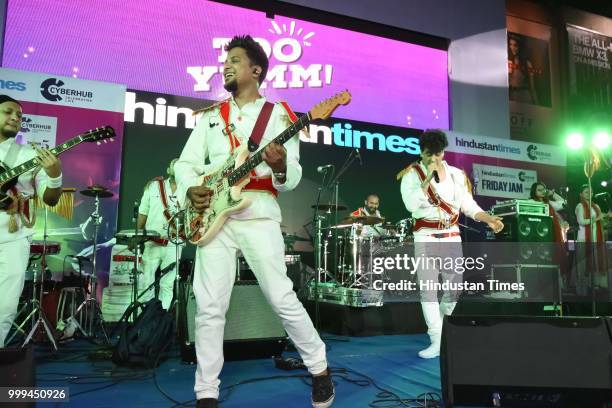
[
  {"xmin": 410, "ymin": 163, "xmax": 459, "ymax": 231},
  {"xmin": 243, "ymin": 177, "xmax": 278, "ymax": 197},
  {"xmin": 411, "ymin": 164, "xmax": 456, "ymax": 217},
  {"xmin": 248, "ymin": 102, "xmax": 274, "ymax": 151},
  {"xmin": 156, "ymin": 178, "xmax": 172, "ymax": 222},
  {"xmin": 217, "ymin": 100, "xmax": 284, "ymax": 197},
  {"xmin": 219, "ymin": 101, "xmax": 240, "ymax": 153},
  {"xmin": 279, "ymin": 101, "xmax": 298, "ymax": 123}
]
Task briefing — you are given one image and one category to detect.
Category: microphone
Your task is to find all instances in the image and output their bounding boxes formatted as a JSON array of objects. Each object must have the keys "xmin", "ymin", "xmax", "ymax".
[
  {"xmin": 317, "ymin": 164, "xmax": 334, "ymax": 173},
  {"xmin": 433, "ymin": 170, "xmax": 440, "ymax": 183},
  {"xmin": 132, "ymin": 201, "xmax": 139, "ymax": 223},
  {"xmin": 354, "ymin": 149, "xmax": 362, "ymax": 166}
]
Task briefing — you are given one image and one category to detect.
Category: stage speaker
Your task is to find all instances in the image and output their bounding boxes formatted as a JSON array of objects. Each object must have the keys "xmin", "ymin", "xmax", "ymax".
[
  {"xmin": 181, "ymin": 280, "xmax": 287, "ymax": 362},
  {"xmin": 0, "ymin": 347, "xmax": 35, "ymax": 408},
  {"xmin": 441, "ymin": 316, "xmax": 612, "ymax": 407},
  {"xmin": 496, "ymin": 214, "xmax": 553, "ymax": 243}
]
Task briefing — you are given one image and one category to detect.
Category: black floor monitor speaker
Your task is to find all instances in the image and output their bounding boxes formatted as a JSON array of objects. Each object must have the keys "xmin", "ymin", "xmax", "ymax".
[
  {"xmin": 180, "ymin": 280, "xmax": 287, "ymax": 362},
  {"xmin": 441, "ymin": 316, "xmax": 612, "ymax": 407},
  {"xmin": 0, "ymin": 347, "xmax": 35, "ymax": 408}
]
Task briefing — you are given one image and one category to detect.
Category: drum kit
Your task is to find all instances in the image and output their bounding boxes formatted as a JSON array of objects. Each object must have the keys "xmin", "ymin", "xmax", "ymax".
[
  {"xmin": 59, "ymin": 185, "xmax": 116, "ymax": 342},
  {"xmin": 311, "ymin": 203, "xmax": 413, "ymax": 290},
  {"xmin": 9, "ymin": 185, "xmax": 119, "ymax": 347}
]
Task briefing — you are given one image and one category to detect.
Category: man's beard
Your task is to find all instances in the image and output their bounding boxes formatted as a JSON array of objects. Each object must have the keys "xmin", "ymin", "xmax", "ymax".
[{"xmin": 223, "ymin": 79, "xmax": 238, "ymax": 93}]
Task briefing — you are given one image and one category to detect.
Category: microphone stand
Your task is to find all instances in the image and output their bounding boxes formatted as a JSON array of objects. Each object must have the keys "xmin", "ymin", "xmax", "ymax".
[
  {"xmin": 168, "ymin": 198, "xmax": 184, "ymax": 333},
  {"xmin": 328, "ymin": 150, "xmax": 359, "ymax": 281},
  {"xmin": 328, "ymin": 149, "xmax": 358, "ymax": 227},
  {"xmin": 311, "ymin": 167, "xmax": 331, "ymax": 331}
]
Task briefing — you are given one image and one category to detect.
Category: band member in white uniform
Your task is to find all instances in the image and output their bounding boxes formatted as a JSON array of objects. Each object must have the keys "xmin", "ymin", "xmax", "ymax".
[
  {"xmin": 174, "ymin": 36, "xmax": 333, "ymax": 408},
  {"xmin": 0, "ymin": 95, "xmax": 63, "ymax": 347},
  {"xmin": 137, "ymin": 158, "xmax": 183, "ymax": 310},
  {"xmin": 399, "ymin": 130, "xmax": 503, "ymax": 359}
]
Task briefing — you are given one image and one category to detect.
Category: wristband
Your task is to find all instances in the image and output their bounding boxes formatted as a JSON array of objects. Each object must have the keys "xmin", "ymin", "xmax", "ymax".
[{"xmin": 46, "ymin": 173, "xmax": 63, "ymax": 189}]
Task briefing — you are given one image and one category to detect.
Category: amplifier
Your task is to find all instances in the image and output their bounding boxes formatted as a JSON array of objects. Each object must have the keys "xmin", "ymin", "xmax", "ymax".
[{"xmin": 491, "ymin": 199, "xmax": 549, "ymax": 217}]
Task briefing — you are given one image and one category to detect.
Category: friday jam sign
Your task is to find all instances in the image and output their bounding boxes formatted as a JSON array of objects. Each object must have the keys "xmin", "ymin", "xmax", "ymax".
[{"xmin": 187, "ymin": 20, "xmax": 332, "ymax": 94}]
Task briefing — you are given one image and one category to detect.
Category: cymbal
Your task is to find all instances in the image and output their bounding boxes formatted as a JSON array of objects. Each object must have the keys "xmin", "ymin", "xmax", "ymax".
[
  {"xmin": 311, "ymin": 204, "xmax": 347, "ymax": 211},
  {"xmin": 80, "ymin": 185, "xmax": 113, "ymax": 198},
  {"xmin": 338, "ymin": 215, "xmax": 385, "ymax": 226}
]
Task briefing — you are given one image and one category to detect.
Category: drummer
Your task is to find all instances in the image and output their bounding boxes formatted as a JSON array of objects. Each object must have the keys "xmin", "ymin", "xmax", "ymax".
[{"xmin": 350, "ymin": 194, "xmax": 385, "ymax": 236}]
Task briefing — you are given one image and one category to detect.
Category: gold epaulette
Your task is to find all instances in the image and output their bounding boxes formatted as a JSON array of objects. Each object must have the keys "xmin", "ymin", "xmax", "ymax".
[
  {"xmin": 192, "ymin": 98, "xmax": 230, "ymax": 116},
  {"xmin": 395, "ymin": 164, "xmax": 415, "ymax": 180}
]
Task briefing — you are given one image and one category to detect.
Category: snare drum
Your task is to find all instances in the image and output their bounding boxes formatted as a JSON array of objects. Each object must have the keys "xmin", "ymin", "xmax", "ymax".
[{"xmin": 30, "ymin": 240, "xmax": 61, "ymax": 255}]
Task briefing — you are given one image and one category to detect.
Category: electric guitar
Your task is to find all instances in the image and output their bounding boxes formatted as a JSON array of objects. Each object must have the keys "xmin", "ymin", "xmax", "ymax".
[
  {"xmin": 183, "ymin": 91, "xmax": 352, "ymax": 246},
  {"xmin": 0, "ymin": 126, "xmax": 116, "ymax": 210}
]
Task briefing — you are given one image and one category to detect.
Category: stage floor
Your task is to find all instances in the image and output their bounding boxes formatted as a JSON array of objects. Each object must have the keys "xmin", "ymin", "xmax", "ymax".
[{"xmin": 34, "ymin": 333, "xmax": 444, "ymax": 407}]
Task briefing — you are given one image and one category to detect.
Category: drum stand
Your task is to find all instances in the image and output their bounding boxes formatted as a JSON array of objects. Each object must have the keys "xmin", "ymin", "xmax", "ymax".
[
  {"xmin": 168, "ymin": 201, "xmax": 184, "ymax": 325},
  {"xmin": 11, "ymin": 208, "xmax": 58, "ymax": 349},
  {"xmin": 71, "ymin": 194, "xmax": 109, "ymax": 343}
]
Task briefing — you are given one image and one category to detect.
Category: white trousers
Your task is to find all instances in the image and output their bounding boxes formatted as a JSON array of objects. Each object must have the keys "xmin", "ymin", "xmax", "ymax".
[
  {"xmin": 414, "ymin": 235, "xmax": 463, "ymax": 337},
  {"xmin": 193, "ymin": 218, "xmax": 327, "ymax": 400},
  {"xmin": 140, "ymin": 242, "xmax": 182, "ymax": 310},
  {"xmin": 0, "ymin": 238, "xmax": 31, "ymax": 347}
]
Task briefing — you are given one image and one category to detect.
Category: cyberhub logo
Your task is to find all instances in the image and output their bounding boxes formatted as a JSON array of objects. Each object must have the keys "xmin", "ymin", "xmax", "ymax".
[
  {"xmin": 40, "ymin": 78, "xmax": 94, "ymax": 102},
  {"xmin": 20, "ymin": 116, "xmax": 53, "ymax": 133},
  {"xmin": 517, "ymin": 171, "xmax": 535, "ymax": 183},
  {"xmin": 527, "ymin": 145, "xmax": 538, "ymax": 161},
  {"xmin": 20, "ymin": 117, "xmax": 32, "ymax": 133},
  {"xmin": 526, "ymin": 144, "xmax": 552, "ymax": 162}
]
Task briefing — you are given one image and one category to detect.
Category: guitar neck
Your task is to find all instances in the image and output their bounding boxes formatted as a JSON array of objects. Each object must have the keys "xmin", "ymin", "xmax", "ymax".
[
  {"xmin": 0, "ymin": 136, "xmax": 85, "ymax": 185},
  {"xmin": 227, "ymin": 112, "xmax": 311, "ymax": 186}
]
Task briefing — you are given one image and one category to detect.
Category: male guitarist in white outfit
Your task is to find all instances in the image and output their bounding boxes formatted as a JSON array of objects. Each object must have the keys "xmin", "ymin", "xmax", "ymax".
[
  {"xmin": 0, "ymin": 95, "xmax": 63, "ymax": 347},
  {"xmin": 174, "ymin": 36, "xmax": 334, "ymax": 408},
  {"xmin": 399, "ymin": 130, "xmax": 503, "ymax": 359}
]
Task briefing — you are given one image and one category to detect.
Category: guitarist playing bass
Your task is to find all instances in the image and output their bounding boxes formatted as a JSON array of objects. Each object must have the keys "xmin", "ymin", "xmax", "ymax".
[
  {"xmin": 174, "ymin": 35, "xmax": 337, "ymax": 408},
  {"xmin": 0, "ymin": 95, "xmax": 63, "ymax": 347}
]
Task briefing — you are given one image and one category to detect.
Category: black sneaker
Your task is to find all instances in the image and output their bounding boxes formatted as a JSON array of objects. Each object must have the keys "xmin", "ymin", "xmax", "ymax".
[
  {"xmin": 196, "ymin": 398, "xmax": 218, "ymax": 408},
  {"xmin": 311, "ymin": 369, "xmax": 335, "ymax": 408}
]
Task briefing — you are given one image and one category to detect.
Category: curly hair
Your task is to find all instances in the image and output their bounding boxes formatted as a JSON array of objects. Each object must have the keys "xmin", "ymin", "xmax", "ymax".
[
  {"xmin": 225, "ymin": 35, "xmax": 269, "ymax": 85},
  {"xmin": 419, "ymin": 129, "xmax": 448, "ymax": 155}
]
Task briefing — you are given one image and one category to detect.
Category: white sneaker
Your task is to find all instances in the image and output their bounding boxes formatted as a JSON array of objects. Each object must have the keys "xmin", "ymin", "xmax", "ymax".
[{"xmin": 418, "ymin": 334, "xmax": 440, "ymax": 359}]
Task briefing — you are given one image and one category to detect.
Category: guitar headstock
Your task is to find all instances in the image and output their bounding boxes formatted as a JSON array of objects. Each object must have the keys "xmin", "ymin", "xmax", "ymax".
[
  {"xmin": 82, "ymin": 126, "xmax": 116, "ymax": 145},
  {"xmin": 309, "ymin": 90, "xmax": 351, "ymax": 121}
]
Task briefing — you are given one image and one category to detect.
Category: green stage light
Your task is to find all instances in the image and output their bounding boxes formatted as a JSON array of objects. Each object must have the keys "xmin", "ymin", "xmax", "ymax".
[
  {"xmin": 592, "ymin": 130, "xmax": 611, "ymax": 150},
  {"xmin": 565, "ymin": 132, "xmax": 584, "ymax": 150},
  {"xmin": 602, "ymin": 181, "xmax": 608, "ymax": 187}
]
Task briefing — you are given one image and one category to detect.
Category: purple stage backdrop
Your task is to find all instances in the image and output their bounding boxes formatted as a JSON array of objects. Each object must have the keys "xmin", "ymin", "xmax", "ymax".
[{"xmin": 3, "ymin": 0, "xmax": 449, "ymax": 130}]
